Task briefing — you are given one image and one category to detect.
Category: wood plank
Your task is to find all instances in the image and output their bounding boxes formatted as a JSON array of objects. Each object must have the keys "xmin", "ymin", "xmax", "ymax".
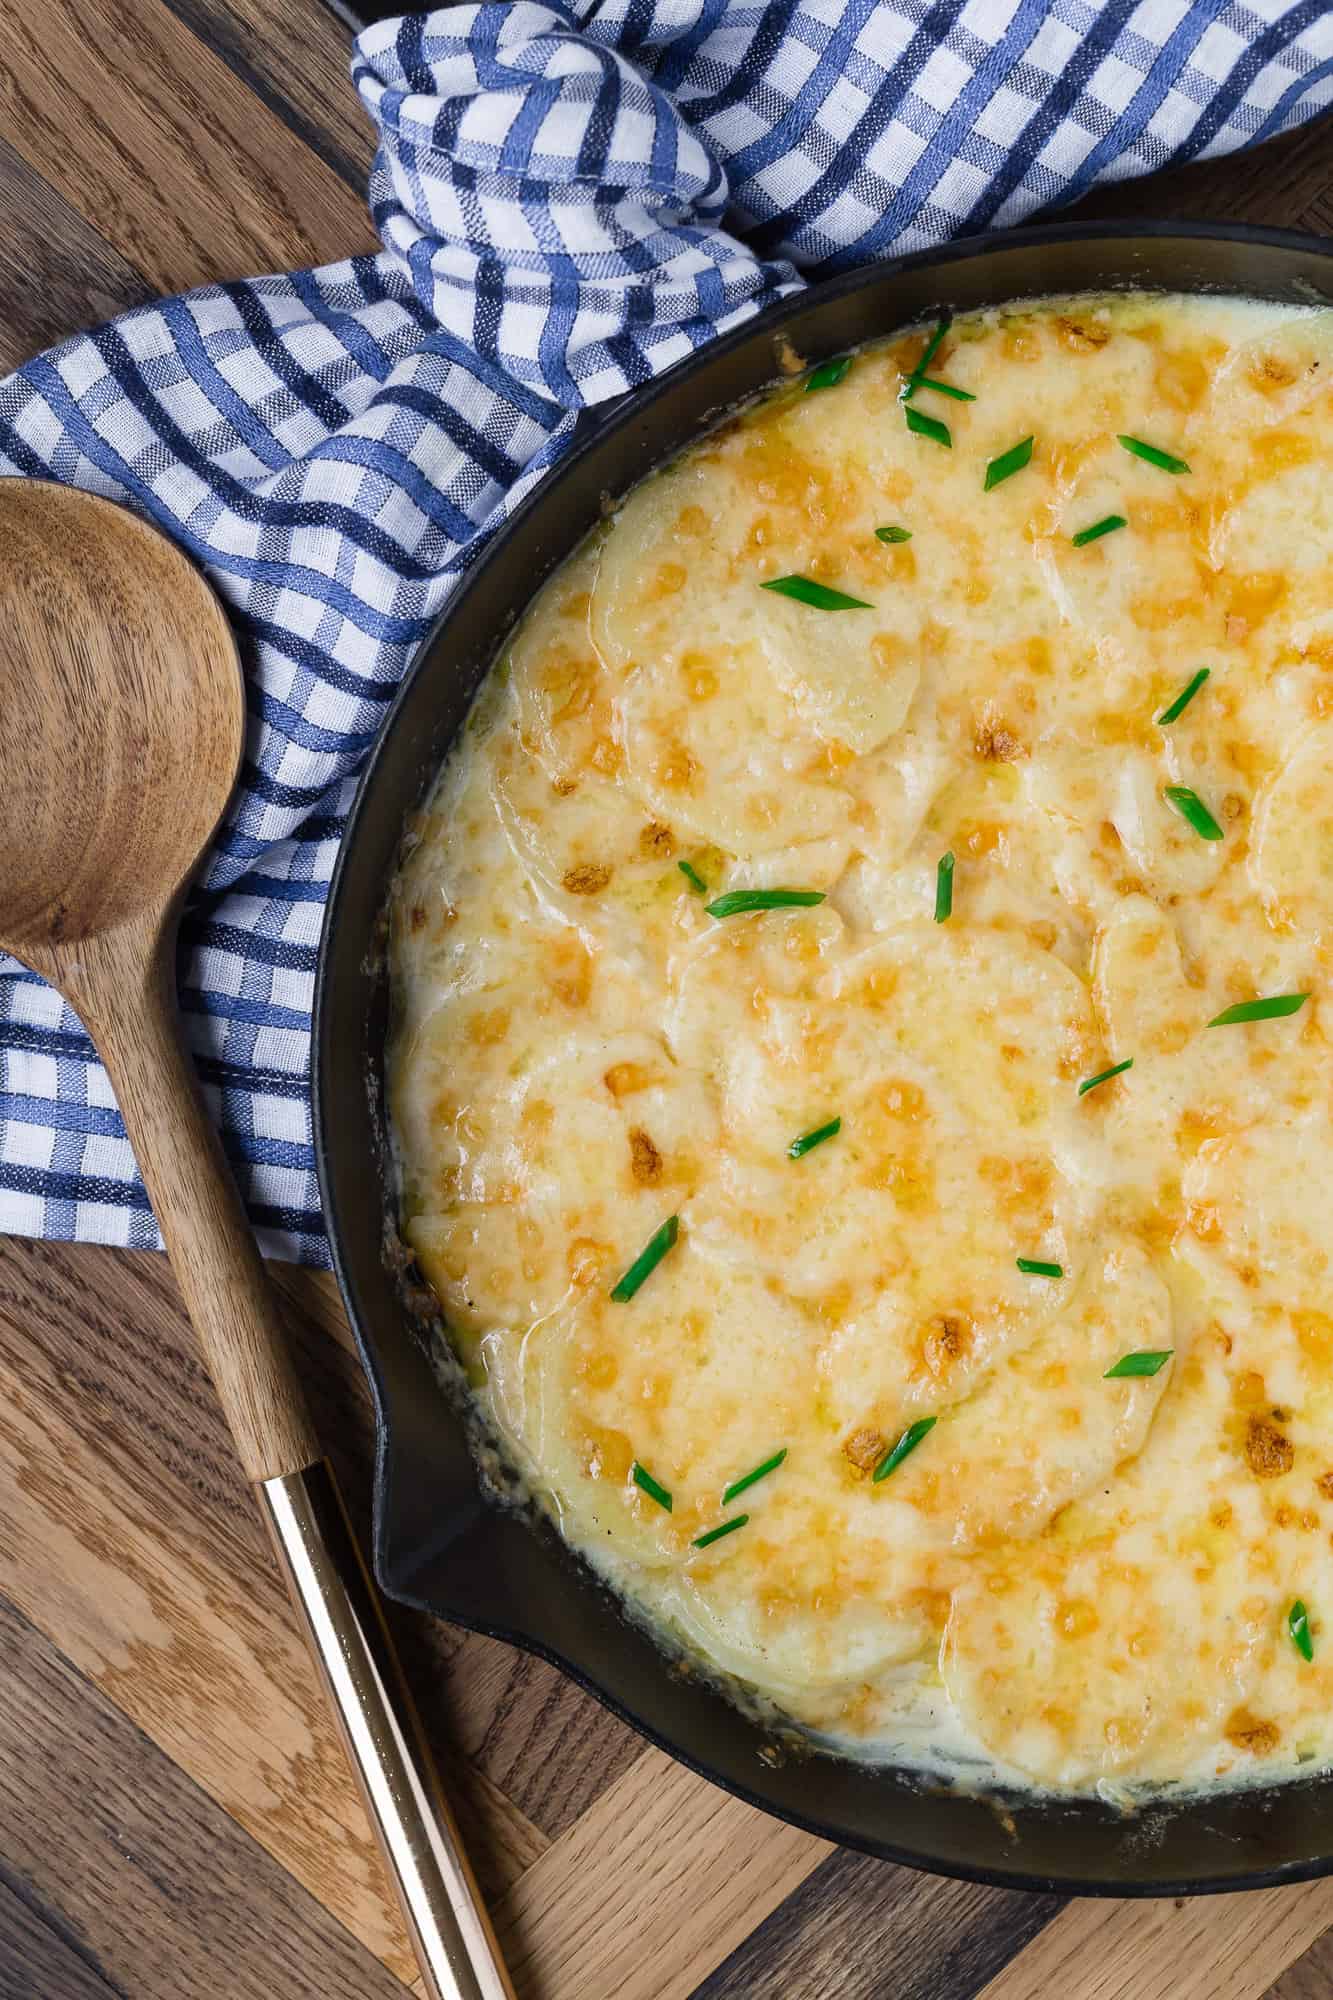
[
  {"xmin": 0, "ymin": 1236, "xmax": 548, "ymax": 1983},
  {"xmin": 0, "ymin": 136, "xmax": 153, "ymax": 374},
  {"xmin": 0, "ymin": 1874, "xmax": 121, "ymax": 2000},
  {"xmin": 159, "ymin": 0, "xmax": 375, "ymax": 186},
  {"xmin": 975, "ymin": 1881, "xmax": 1333, "ymax": 2000},
  {"xmin": 497, "ymin": 1748, "xmax": 829, "ymax": 2000},
  {"xmin": 0, "ymin": 0, "xmax": 374, "ymax": 294},
  {"xmin": 693, "ymin": 1848, "xmax": 1061, "ymax": 2000},
  {"xmin": 1266, "ymin": 1920, "xmax": 1333, "ymax": 1999},
  {"xmin": 0, "ymin": 1591, "xmax": 412, "ymax": 1999}
]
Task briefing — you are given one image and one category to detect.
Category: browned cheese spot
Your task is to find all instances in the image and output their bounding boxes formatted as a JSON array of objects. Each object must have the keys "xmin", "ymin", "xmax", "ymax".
[
  {"xmin": 604, "ymin": 1061, "xmax": 655, "ymax": 1098},
  {"xmin": 974, "ymin": 714, "xmax": 1025, "ymax": 763},
  {"xmin": 843, "ymin": 1427, "xmax": 885, "ymax": 1473},
  {"xmin": 1225, "ymin": 1707, "xmax": 1281, "ymax": 1755},
  {"xmin": 562, "ymin": 861, "xmax": 612, "ymax": 895},
  {"xmin": 1054, "ymin": 315, "xmax": 1110, "ymax": 350},
  {"xmin": 629, "ymin": 1127, "xmax": 663, "ymax": 1187},
  {"xmin": 923, "ymin": 1312, "xmax": 970, "ymax": 1377},
  {"xmin": 1245, "ymin": 1413, "xmax": 1294, "ymax": 1480},
  {"xmin": 638, "ymin": 821, "xmax": 676, "ymax": 859}
]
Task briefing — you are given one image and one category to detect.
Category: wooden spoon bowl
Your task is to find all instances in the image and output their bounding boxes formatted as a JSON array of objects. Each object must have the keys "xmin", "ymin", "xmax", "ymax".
[
  {"xmin": 0, "ymin": 481, "xmax": 243, "ymax": 953},
  {"xmin": 0, "ymin": 478, "xmax": 513, "ymax": 2000}
]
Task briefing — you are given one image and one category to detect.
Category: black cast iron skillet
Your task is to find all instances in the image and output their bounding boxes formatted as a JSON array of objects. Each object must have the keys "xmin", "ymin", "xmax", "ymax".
[{"xmin": 315, "ymin": 220, "xmax": 1333, "ymax": 1896}]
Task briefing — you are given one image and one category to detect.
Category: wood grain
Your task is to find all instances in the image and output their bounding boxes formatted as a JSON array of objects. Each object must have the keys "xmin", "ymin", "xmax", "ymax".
[
  {"xmin": 977, "ymin": 1883, "xmax": 1333, "ymax": 2000},
  {"xmin": 1267, "ymin": 1921, "xmax": 1333, "ymax": 2000},
  {"xmin": 695, "ymin": 1849, "xmax": 1061, "ymax": 2000},
  {"xmin": 0, "ymin": 0, "xmax": 374, "ymax": 291},
  {"xmin": 159, "ymin": 0, "xmax": 376, "ymax": 184},
  {"xmin": 0, "ymin": 1874, "xmax": 127, "ymax": 2000},
  {"xmin": 0, "ymin": 1592, "xmax": 413, "ymax": 2000},
  {"xmin": 0, "ymin": 135, "xmax": 154, "ymax": 372},
  {"xmin": 497, "ymin": 1749, "xmax": 829, "ymax": 2000}
]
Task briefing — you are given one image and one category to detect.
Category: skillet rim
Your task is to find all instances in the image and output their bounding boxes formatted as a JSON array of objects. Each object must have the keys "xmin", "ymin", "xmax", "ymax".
[{"xmin": 314, "ymin": 215, "xmax": 1333, "ymax": 1897}]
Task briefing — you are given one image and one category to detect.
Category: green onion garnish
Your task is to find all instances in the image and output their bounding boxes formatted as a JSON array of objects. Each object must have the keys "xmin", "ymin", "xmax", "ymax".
[
  {"xmin": 761, "ymin": 575, "xmax": 873, "ymax": 611},
  {"xmin": 910, "ymin": 374, "xmax": 975, "ymax": 402},
  {"xmin": 723, "ymin": 1449, "xmax": 788, "ymax": 1505},
  {"xmin": 1118, "ymin": 434, "xmax": 1190, "ymax": 475},
  {"xmin": 789, "ymin": 1117, "xmax": 840, "ymax": 1160},
  {"xmin": 1290, "ymin": 1599, "xmax": 1315, "ymax": 1663},
  {"xmin": 1104, "ymin": 1350, "xmax": 1173, "ymax": 1378},
  {"xmin": 610, "ymin": 1215, "xmax": 680, "ymax": 1302},
  {"xmin": 632, "ymin": 1460, "xmax": 673, "ymax": 1511},
  {"xmin": 705, "ymin": 888, "xmax": 826, "ymax": 919},
  {"xmin": 905, "ymin": 406, "xmax": 952, "ymax": 449},
  {"xmin": 806, "ymin": 356, "xmax": 852, "ymax": 392},
  {"xmin": 678, "ymin": 859, "xmax": 707, "ymax": 894},
  {"xmin": 984, "ymin": 435, "xmax": 1034, "ymax": 490},
  {"xmin": 1016, "ymin": 1258, "xmax": 1063, "ymax": 1278},
  {"xmin": 1208, "ymin": 993, "xmax": 1309, "ymax": 1027},
  {"xmin": 1164, "ymin": 785, "xmax": 1224, "ymax": 841},
  {"xmin": 1070, "ymin": 514, "xmax": 1127, "ymax": 547},
  {"xmin": 875, "ymin": 524, "xmax": 913, "ymax": 543},
  {"xmin": 872, "ymin": 1416, "xmax": 936, "ymax": 1483},
  {"xmin": 902, "ymin": 315, "xmax": 951, "ymax": 401},
  {"xmin": 1157, "ymin": 667, "xmax": 1210, "ymax": 725},
  {"xmin": 693, "ymin": 1513, "xmax": 749, "ymax": 1550},
  {"xmin": 1078, "ymin": 1058, "xmax": 1133, "ymax": 1097},
  {"xmin": 934, "ymin": 850, "xmax": 955, "ymax": 923}
]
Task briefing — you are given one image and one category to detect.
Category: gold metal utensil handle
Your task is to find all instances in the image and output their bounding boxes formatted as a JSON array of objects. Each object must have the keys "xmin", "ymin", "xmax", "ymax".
[{"xmin": 260, "ymin": 1460, "xmax": 517, "ymax": 2000}]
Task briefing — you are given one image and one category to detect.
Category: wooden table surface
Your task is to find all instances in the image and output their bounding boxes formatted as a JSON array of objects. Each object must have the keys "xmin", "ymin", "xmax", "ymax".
[{"xmin": 4, "ymin": 8, "xmax": 1333, "ymax": 1996}]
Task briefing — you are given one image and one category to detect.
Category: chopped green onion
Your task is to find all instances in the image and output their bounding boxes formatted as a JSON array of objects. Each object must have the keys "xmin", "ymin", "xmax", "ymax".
[
  {"xmin": 1157, "ymin": 667, "xmax": 1210, "ymax": 725},
  {"xmin": 984, "ymin": 435, "xmax": 1034, "ymax": 490},
  {"xmin": 934, "ymin": 850, "xmax": 955, "ymax": 924},
  {"xmin": 1016, "ymin": 1258, "xmax": 1063, "ymax": 1278},
  {"xmin": 910, "ymin": 373, "xmax": 976, "ymax": 402},
  {"xmin": 1118, "ymin": 434, "xmax": 1190, "ymax": 475},
  {"xmin": 902, "ymin": 315, "xmax": 951, "ymax": 402},
  {"xmin": 806, "ymin": 355, "xmax": 852, "ymax": 391},
  {"xmin": 1290, "ymin": 1599, "xmax": 1315, "ymax": 1663},
  {"xmin": 761, "ymin": 575, "xmax": 873, "ymax": 611},
  {"xmin": 873, "ymin": 1416, "xmax": 937, "ymax": 1483},
  {"xmin": 875, "ymin": 524, "xmax": 913, "ymax": 543},
  {"xmin": 610, "ymin": 1215, "xmax": 680, "ymax": 1302},
  {"xmin": 678, "ymin": 859, "xmax": 707, "ymax": 895},
  {"xmin": 706, "ymin": 888, "xmax": 826, "ymax": 919},
  {"xmin": 1071, "ymin": 514, "xmax": 1127, "ymax": 547},
  {"xmin": 1078, "ymin": 1058, "xmax": 1133, "ymax": 1097},
  {"xmin": 1208, "ymin": 993, "xmax": 1309, "ymax": 1027},
  {"xmin": 1164, "ymin": 785, "xmax": 1224, "ymax": 841},
  {"xmin": 723, "ymin": 1449, "xmax": 788, "ymax": 1505},
  {"xmin": 632, "ymin": 1460, "xmax": 673, "ymax": 1511},
  {"xmin": 905, "ymin": 405, "xmax": 952, "ymax": 449},
  {"xmin": 693, "ymin": 1513, "xmax": 749, "ymax": 1550},
  {"xmin": 1104, "ymin": 1350, "xmax": 1173, "ymax": 1379},
  {"xmin": 789, "ymin": 1117, "xmax": 841, "ymax": 1160}
]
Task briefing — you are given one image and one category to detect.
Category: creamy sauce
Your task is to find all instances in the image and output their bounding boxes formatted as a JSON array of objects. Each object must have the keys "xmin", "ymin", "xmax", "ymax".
[{"xmin": 389, "ymin": 292, "xmax": 1333, "ymax": 1795}]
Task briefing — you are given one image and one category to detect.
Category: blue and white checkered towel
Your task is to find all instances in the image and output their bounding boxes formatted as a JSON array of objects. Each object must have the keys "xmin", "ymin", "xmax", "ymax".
[{"xmin": 1, "ymin": 1, "xmax": 1330, "ymax": 1264}]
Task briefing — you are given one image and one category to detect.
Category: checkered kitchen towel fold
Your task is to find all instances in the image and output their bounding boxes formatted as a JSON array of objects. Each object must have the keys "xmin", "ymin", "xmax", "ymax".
[{"xmin": 1, "ymin": 2, "xmax": 1330, "ymax": 1264}]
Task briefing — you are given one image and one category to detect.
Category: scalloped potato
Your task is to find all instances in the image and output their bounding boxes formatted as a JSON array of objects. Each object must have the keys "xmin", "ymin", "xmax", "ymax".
[{"xmin": 389, "ymin": 292, "xmax": 1333, "ymax": 1795}]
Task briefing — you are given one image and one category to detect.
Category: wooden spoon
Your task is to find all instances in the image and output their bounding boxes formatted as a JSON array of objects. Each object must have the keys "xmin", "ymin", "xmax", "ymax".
[{"xmin": 0, "ymin": 480, "xmax": 515, "ymax": 2000}]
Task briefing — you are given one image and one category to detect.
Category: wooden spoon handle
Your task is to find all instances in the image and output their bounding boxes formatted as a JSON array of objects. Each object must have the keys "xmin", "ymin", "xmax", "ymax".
[
  {"xmin": 89, "ymin": 936, "xmax": 320, "ymax": 1481},
  {"xmin": 89, "ymin": 932, "xmax": 517, "ymax": 1999}
]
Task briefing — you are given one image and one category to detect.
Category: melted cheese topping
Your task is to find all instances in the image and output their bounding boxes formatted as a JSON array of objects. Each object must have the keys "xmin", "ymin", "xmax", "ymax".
[{"xmin": 389, "ymin": 293, "xmax": 1333, "ymax": 1796}]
